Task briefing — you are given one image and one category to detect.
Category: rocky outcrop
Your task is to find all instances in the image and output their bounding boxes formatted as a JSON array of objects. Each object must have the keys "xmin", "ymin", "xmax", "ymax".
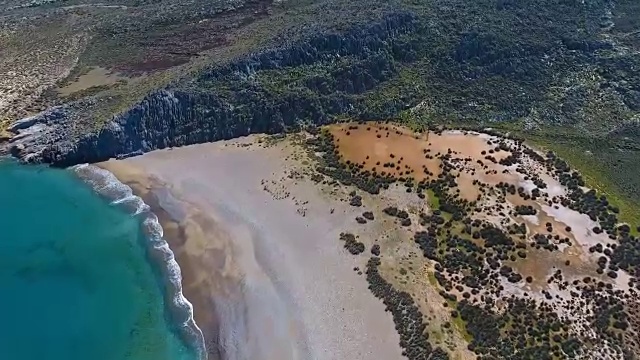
[
  {"xmin": 3, "ymin": 0, "xmax": 631, "ymax": 168},
  {"xmin": 608, "ymin": 116, "xmax": 640, "ymax": 140},
  {"xmin": 2, "ymin": 12, "xmax": 418, "ymax": 166}
]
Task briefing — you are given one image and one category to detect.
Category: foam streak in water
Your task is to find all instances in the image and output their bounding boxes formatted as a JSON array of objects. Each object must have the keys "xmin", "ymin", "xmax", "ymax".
[{"xmin": 70, "ymin": 164, "xmax": 207, "ymax": 360}]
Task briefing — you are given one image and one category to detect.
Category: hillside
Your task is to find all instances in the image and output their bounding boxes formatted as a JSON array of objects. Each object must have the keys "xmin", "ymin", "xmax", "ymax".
[{"xmin": 2, "ymin": 1, "xmax": 639, "ymax": 209}]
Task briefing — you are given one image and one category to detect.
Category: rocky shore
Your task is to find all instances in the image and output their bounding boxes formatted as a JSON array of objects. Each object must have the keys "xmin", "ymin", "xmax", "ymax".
[{"xmin": 1, "ymin": 12, "xmax": 417, "ymax": 167}]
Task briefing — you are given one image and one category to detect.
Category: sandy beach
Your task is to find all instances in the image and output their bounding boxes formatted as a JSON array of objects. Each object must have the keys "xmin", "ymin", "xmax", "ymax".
[{"xmin": 100, "ymin": 136, "xmax": 404, "ymax": 360}]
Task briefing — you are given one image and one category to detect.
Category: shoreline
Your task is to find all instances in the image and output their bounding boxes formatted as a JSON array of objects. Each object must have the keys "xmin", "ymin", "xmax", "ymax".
[
  {"xmin": 98, "ymin": 159, "xmax": 314, "ymax": 360},
  {"xmin": 3, "ymin": 116, "xmax": 637, "ymax": 359},
  {"xmin": 99, "ymin": 137, "xmax": 405, "ymax": 360},
  {"xmin": 72, "ymin": 164, "xmax": 209, "ymax": 360}
]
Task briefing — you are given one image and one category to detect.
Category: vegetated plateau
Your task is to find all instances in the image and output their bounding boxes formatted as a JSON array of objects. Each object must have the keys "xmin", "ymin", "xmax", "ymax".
[{"xmin": 308, "ymin": 122, "xmax": 640, "ymax": 359}]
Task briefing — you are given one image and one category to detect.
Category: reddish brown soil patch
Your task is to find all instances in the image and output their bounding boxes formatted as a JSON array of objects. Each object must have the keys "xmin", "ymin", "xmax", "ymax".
[
  {"xmin": 328, "ymin": 123, "xmax": 511, "ymax": 201},
  {"xmin": 329, "ymin": 122, "xmax": 616, "ymax": 294},
  {"xmin": 329, "ymin": 123, "xmax": 438, "ymax": 180}
]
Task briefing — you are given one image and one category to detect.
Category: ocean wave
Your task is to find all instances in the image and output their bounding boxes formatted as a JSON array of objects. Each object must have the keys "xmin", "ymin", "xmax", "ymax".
[{"xmin": 71, "ymin": 163, "xmax": 207, "ymax": 360}]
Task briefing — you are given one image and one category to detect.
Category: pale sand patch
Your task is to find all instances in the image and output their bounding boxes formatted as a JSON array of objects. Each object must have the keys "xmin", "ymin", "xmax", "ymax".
[
  {"xmin": 57, "ymin": 67, "xmax": 127, "ymax": 96},
  {"xmin": 103, "ymin": 137, "xmax": 404, "ymax": 360},
  {"xmin": 520, "ymin": 214, "xmax": 540, "ymax": 226},
  {"xmin": 541, "ymin": 204, "xmax": 614, "ymax": 251}
]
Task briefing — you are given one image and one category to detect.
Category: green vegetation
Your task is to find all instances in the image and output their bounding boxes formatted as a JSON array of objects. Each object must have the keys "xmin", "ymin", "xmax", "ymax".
[
  {"xmin": 522, "ymin": 133, "xmax": 640, "ymax": 231},
  {"xmin": 61, "ymin": 83, "xmax": 125, "ymax": 102},
  {"xmin": 4, "ymin": 0, "xmax": 640, "ymax": 211},
  {"xmin": 475, "ymin": 123, "xmax": 640, "ymax": 232},
  {"xmin": 426, "ymin": 189, "xmax": 440, "ymax": 209},
  {"xmin": 444, "ymin": 298, "xmax": 472, "ymax": 343},
  {"xmin": 426, "ymin": 271, "xmax": 438, "ymax": 287}
]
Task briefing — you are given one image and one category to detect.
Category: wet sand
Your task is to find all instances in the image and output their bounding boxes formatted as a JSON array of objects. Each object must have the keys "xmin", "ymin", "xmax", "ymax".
[
  {"xmin": 97, "ymin": 163, "xmax": 225, "ymax": 359},
  {"xmin": 100, "ymin": 137, "xmax": 404, "ymax": 360}
]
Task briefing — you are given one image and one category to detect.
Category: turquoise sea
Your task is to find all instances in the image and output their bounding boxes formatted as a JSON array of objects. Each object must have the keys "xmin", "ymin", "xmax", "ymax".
[{"xmin": 0, "ymin": 160, "xmax": 201, "ymax": 360}]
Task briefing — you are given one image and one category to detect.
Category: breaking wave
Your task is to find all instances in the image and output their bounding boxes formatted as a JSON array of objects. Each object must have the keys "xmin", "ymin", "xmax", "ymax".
[{"xmin": 71, "ymin": 163, "xmax": 207, "ymax": 360}]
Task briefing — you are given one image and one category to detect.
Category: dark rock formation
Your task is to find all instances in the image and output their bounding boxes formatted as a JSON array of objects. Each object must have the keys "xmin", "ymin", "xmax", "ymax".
[{"xmin": 3, "ymin": 12, "xmax": 418, "ymax": 166}]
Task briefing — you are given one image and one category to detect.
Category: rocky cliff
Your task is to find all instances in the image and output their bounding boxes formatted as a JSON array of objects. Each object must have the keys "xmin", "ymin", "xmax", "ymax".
[
  {"xmin": 3, "ymin": 12, "xmax": 418, "ymax": 166},
  {"xmin": 3, "ymin": 0, "xmax": 638, "ymax": 182}
]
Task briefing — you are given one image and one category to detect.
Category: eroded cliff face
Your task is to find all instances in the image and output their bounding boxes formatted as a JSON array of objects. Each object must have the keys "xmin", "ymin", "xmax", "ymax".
[
  {"xmin": 3, "ymin": 0, "xmax": 637, "ymax": 171},
  {"xmin": 3, "ymin": 12, "xmax": 418, "ymax": 166}
]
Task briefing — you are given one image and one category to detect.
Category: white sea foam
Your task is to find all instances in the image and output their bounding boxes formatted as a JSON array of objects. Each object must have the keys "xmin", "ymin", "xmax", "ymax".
[{"xmin": 70, "ymin": 163, "xmax": 207, "ymax": 360}]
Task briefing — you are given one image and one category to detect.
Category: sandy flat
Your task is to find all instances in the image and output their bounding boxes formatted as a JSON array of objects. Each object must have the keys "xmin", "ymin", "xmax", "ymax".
[
  {"xmin": 101, "ymin": 137, "xmax": 404, "ymax": 360},
  {"xmin": 57, "ymin": 67, "xmax": 127, "ymax": 96}
]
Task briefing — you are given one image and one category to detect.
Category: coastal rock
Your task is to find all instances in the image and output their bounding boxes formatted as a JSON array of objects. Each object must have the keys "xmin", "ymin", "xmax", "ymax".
[{"xmin": 2, "ymin": 12, "xmax": 418, "ymax": 167}]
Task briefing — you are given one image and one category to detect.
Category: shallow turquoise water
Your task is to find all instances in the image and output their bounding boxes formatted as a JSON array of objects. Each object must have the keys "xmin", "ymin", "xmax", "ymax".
[{"xmin": 0, "ymin": 161, "xmax": 197, "ymax": 360}]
